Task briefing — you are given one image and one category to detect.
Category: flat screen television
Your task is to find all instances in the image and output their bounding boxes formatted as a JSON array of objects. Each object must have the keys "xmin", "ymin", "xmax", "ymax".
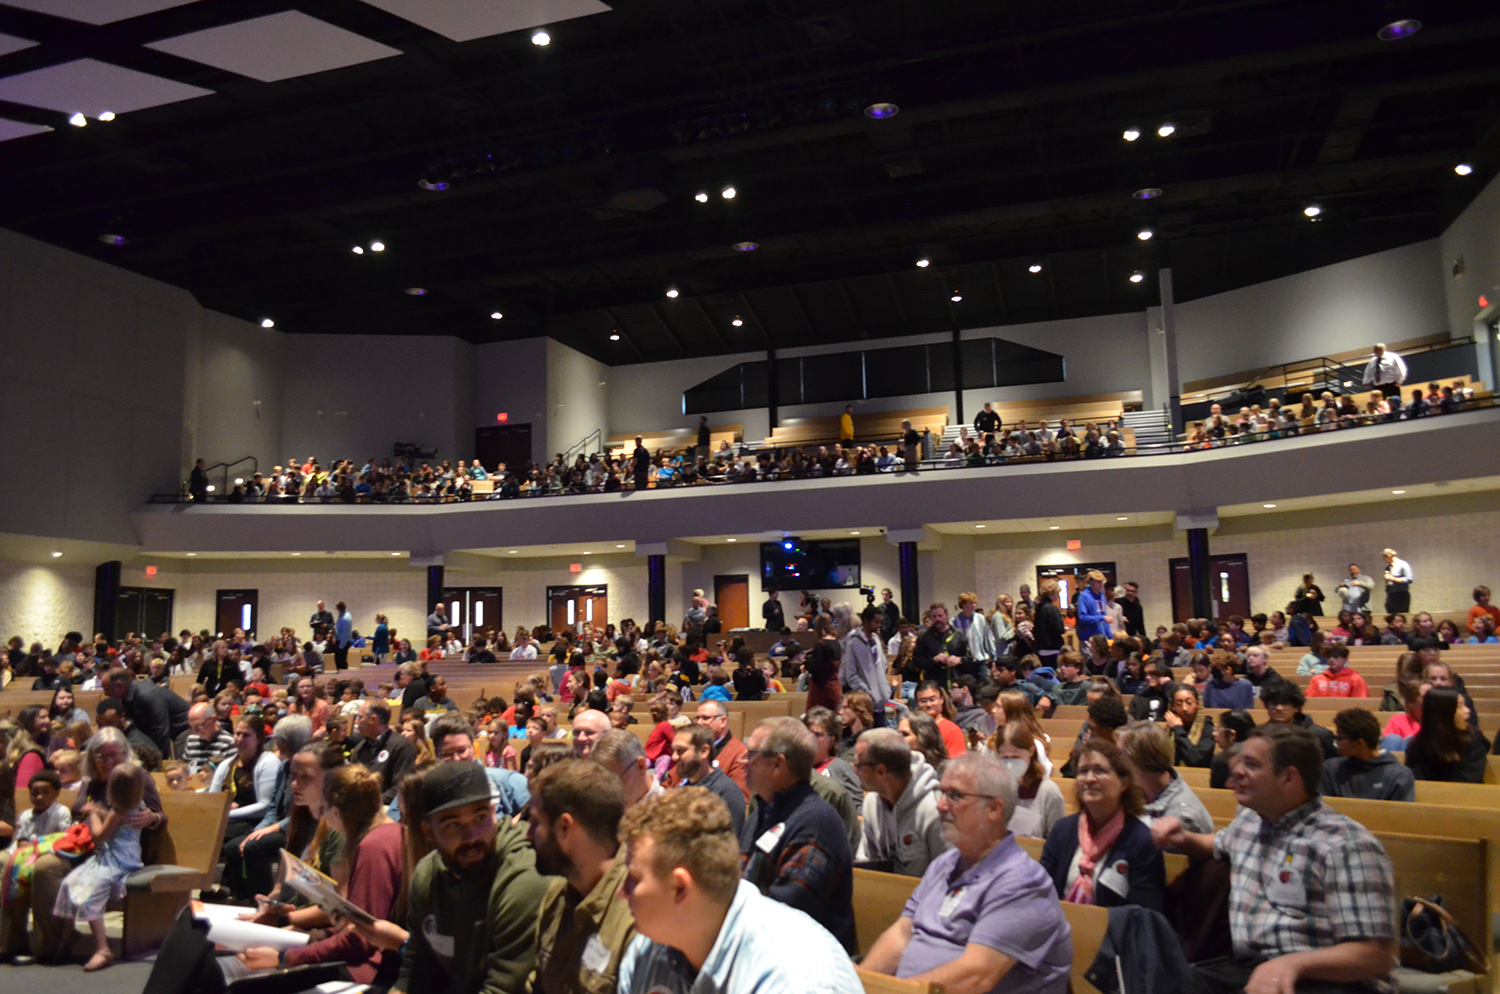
[{"xmin": 760, "ymin": 538, "xmax": 861, "ymax": 589}]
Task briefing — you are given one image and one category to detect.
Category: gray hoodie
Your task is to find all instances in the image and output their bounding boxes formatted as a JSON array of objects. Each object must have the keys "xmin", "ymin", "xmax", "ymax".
[
  {"xmin": 856, "ymin": 751, "xmax": 949, "ymax": 877},
  {"xmin": 1320, "ymin": 752, "xmax": 1416, "ymax": 802}
]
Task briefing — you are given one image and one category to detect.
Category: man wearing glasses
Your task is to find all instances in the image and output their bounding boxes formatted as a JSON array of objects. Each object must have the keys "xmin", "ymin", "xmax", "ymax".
[
  {"xmin": 862, "ymin": 752, "xmax": 1073, "ymax": 994},
  {"xmin": 668, "ymin": 700, "xmax": 748, "ymax": 800}
]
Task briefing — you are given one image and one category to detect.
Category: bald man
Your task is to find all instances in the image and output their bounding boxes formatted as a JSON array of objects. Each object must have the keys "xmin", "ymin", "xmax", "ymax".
[
  {"xmin": 174, "ymin": 702, "xmax": 235, "ymax": 775},
  {"xmin": 572, "ymin": 708, "xmax": 613, "ymax": 759}
]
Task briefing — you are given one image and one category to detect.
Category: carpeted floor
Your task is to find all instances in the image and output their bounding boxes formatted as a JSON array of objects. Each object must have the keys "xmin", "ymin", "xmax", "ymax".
[{"xmin": 1, "ymin": 956, "xmax": 155, "ymax": 994}]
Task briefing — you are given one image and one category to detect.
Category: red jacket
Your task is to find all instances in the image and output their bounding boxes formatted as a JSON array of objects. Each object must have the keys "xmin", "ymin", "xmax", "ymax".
[{"xmin": 1307, "ymin": 667, "xmax": 1369, "ymax": 698}]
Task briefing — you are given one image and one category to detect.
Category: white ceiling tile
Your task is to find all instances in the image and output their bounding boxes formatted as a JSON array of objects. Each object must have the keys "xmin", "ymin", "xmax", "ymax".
[
  {"xmin": 357, "ymin": 0, "xmax": 609, "ymax": 43},
  {"xmin": 146, "ymin": 11, "xmax": 402, "ymax": 83},
  {"xmin": 0, "ymin": 32, "xmax": 38, "ymax": 56},
  {"xmin": 0, "ymin": 116, "xmax": 51, "ymax": 141},
  {"xmin": 0, "ymin": 0, "xmax": 202, "ymax": 25},
  {"xmin": 0, "ymin": 58, "xmax": 213, "ymax": 116}
]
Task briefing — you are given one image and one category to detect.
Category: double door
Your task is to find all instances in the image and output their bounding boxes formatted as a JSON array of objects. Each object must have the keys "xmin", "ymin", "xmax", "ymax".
[
  {"xmin": 547, "ymin": 585, "xmax": 607, "ymax": 635},
  {"xmin": 440, "ymin": 587, "xmax": 504, "ymax": 643},
  {"xmin": 1169, "ymin": 554, "xmax": 1251, "ymax": 622}
]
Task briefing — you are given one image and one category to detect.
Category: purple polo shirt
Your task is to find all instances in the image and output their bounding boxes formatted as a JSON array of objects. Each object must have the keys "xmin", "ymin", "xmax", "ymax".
[{"xmin": 896, "ymin": 834, "xmax": 1072, "ymax": 994}]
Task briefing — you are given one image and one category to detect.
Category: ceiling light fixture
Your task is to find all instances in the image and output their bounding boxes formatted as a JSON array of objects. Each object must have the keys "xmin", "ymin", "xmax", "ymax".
[
  {"xmin": 864, "ymin": 102, "xmax": 899, "ymax": 119},
  {"xmin": 1122, "ymin": 128, "xmax": 1140, "ymax": 142},
  {"xmin": 390, "ymin": 552, "xmax": 401, "ymax": 556},
  {"xmin": 1455, "ymin": 163, "xmax": 1474, "ymax": 176},
  {"xmin": 850, "ymin": 531, "xmax": 860, "ymax": 535},
  {"xmin": 1303, "ymin": 204, "xmax": 1322, "ymax": 217},
  {"xmin": 260, "ymin": 318, "xmax": 275, "ymax": 328},
  {"xmin": 98, "ymin": 110, "xmax": 115, "ymax": 122},
  {"xmin": 1263, "ymin": 503, "xmax": 1276, "ymax": 508},
  {"xmin": 490, "ymin": 311, "xmax": 503, "ymax": 320},
  {"xmin": 731, "ymin": 317, "xmax": 744, "ymax": 327},
  {"xmin": 1391, "ymin": 489, "xmax": 1406, "ymax": 495},
  {"xmin": 98, "ymin": 234, "xmax": 127, "ymax": 246},
  {"xmin": 205, "ymin": 485, "xmax": 215, "ymax": 492},
  {"xmin": 418, "ymin": 178, "xmax": 449, "ymax": 191},
  {"xmin": 694, "ymin": 192, "xmax": 709, "ymax": 203},
  {"xmin": 1049, "ymin": 525, "xmax": 1060, "ymax": 530},
  {"xmin": 726, "ymin": 538, "xmax": 737, "ymax": 542},
  {"xmin": 1028, "ymin": 263, "xmax": 1043, "ymax": 273},
  {"xmin": 1133, "ymin": 187, "xmax": 1163, "ymax": 200},
  {"xmin": 1377, "ymin": 18, "xmax": 1420, "ymax": 41},
  {"xmin": 1137, "ymin": 228, "xmax": 1154, "ymax": 241},
  {"xmin": 1116, "ymin": 516, "xmax": 1128, "ymax": 520},
  {"xmin": 351, "ymin": 245, "xmax": 364, "ymax": 255},
  {"xmin": 732, "ymin": 241, "xmax": 759, "ymax": 252},
  {"xmin": 68, "ymin": 112, "xmax": 86, "ymax": 127},
  {"xmin": 916, "ymin": 257, "xmax": 930, "ymax": 268},
  {"xmin": 1129, "ymin": 272, "xmax": 1145, "ymax": 283},
  {"xmin": 720, "ymin": 185, "xmax": 736, "ymax": 200},
  {"xmin": 405, "ymin": 287, "xmax": 427, "ymax": 296},
  {"xmin": 186, "ymin": 552, "xmax": 196, "ymax": 557},
  {"xmin": 369, "ymin": 241, "xmax": 385, "ymax": 252},
  {"xmin": 616, "ymin": 544, "xmax": 626, "ymax": 548},
  {"xmin": 974, "ymin": 524, "xmax": 986, "ymax": 529},
  {"xmin": 291, "ymin": 551, "xmax": 301, "ymax": 556},
  {"xmin": 609, "ymin": 333, "xmax": 621, "ymax": 341},
  {"xmin": 50, "ymin": 551, "xmax": 62, "ymax": 557},
  {"xmin": 666, "ymin": 286, "xmax": 679, "ymax": 298},
  {"xmin": 1157, "ymin": 123, "xmax": 1176, "ymax": 137},
  {"xmin": 950, "ymin": 291, "xmax": 962, "ymax": 302},
  {"xmin": 531, "ymin": 29, "xmax": 551, "ymax": 46}
]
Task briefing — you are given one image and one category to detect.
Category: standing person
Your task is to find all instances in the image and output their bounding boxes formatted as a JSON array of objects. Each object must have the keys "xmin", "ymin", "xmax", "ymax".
[
  {"xmin": 839, "ymin": 405, "xmax": 854, "ymax": 443},
  {"xmin": 99, "ymin": 667, "xmax": 189, "ymax": 759},
  {"xmin": 1120, "ymin": 581, "xmax": 1147, "ymax": 639},
  {"xmin": 695, "ymin": 416, "xmax": 711, "ymax": 460},
  {"xmin": 761, "ymin": 588, "xmax": 785, "ymax": 631},
  {"xmin": 912, "ymin": 602, "xmax": 973, "ymax": 690},
  {"xmin": 1382, "ymin": 549, "xmax": 1413, "ymax": 614},
  {"xmin": 426, "ymin": 603, "xmax": 452, "ymax": 640},
  {"xmin": 1152, "ymin": 725, "xmax": 1398, "ymax": 994},
  {"xmin": 631, "ymin": 436, "xmax": 651, "ymax": 490},
  {"xmin": 1292, "ymin": 574, "xmax": 1325, "ymax": 617},
  {"xmin": 189, "ymin": 458, "xmax": 210, "ymax": 501},
  {"xmin": 372, "ymin": 613, "xmax": 390, "ymax": 664},
  {"xmin": 528, "ymin": 760, "xmax": 636, "ymax": 994},
  {"xmin": 1074, "ymin": 571, "xmax": 1111, "ymax": 643},
  {"xmin": 1031, "ymin": 579, "xmax": 1066, "ymax": 671},
  {"xmin": 53, "ymin": 764, "xmax": 152, "ymax": 972},
  {"xmin": 310, "ymin": 600, "xmax": 335, "ymax": 639},
  {"xmin": 805, "ymin": 614, "xmax": 843, "ymax": 712},
  {"xmin": 880, "ymin": 588, "xmax": 901, "ymax": 643},
  {"xmin": 840, "ymin": 605, "xmax": 891, "ymax": 723},
  {"xmin": 1361, "ymin": 342, "xmax": 1408, "ymax": 396},
  {"xmin": 616, "ymin": 791, "xmax": 862, "ymax": 994},
  {"xmin": 900, "ymin": 419, "xmax": 921, "ymax": 471},
  {"xmin": 1336, "ymin": 565, "xmax": 1374, "ymax": 616}
]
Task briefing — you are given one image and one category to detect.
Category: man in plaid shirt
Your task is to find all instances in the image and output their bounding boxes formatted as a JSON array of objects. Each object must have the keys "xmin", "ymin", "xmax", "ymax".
[{"xmin": 1153, "ymin": 724, "xmax": 1397, "ymax": 994}]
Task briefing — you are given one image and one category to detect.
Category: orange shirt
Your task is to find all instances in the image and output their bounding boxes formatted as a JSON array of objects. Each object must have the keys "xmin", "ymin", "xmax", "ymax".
[
  {"xmin": 1467, "ymin": 604, "xmax": 1500, "ymax": 633},
  {"xmin": 1307, "ymin": 668, "xmax": 1369, "ymax": 698},
  {"xmin": 937, "ymin": 716, "xmax": 967, "ymax": 757}
]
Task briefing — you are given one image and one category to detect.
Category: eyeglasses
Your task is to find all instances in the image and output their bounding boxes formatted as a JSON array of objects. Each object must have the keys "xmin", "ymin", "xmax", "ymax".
[{"xmin": 939, "ymin": 788, "xmax": 998, "ymax": 805}]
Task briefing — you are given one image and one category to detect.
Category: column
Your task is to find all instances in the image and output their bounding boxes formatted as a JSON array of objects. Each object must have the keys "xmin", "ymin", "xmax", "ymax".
[
  {"xmin": 898, "ymin": 541, "xmax": 919, "ymax": 626},
  {"xmin": 1160, "ymin": 266, "xmax": 1184, "ymax": 436},
  {"xmin": 426, "ymin": 565, "xmax": 445, "ymax": 623},
  {"xmin": 94, "ymin": 561, "xmax": 122, "ymax": 643},
  {"xmin": 766, "ymin": 347, "xmax": 779, "ymax": 431},
  {"xmin": 1186, "ymin": 529, "xmax": 1212, "ymax": 619},
  {"xmin": 647, "ymin": 554, "xmax": 666, "ymax": 624},
  {"xmin": 951, "ymin": 327, "xmax": 965, "ymax": 425}
]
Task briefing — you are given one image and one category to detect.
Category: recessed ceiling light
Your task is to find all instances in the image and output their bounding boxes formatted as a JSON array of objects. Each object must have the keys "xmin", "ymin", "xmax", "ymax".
[
  {"xmin": 391, "ymin": 552, "xmax": 401, "ymax": 556},
  {"xmin": 1117, "ymin": 516, "xmax": 1128, "ymax": 520},
  {"xmin": 1391, "ymin": 489, "xmax": 1406, "ymax": 495},
  {"xmin": 916, "ymin": 257, "xmax": 930, "ymax": 268},
  {"xmin": 531, "ymin": 29, "xmax": 551, "ymax": 46},
  {"xmin": 1133, "ymin": 187, "xmax": 1163, "ymax": 200},
  {"xmin": 733, "ymin": 241, "xmax": 759, "ymax": 252},
  {"xmin": 726, "ymin": 538, "xmax": 737, "ymax": 542},
  {"xmin": 98, "ymin": 233, "xmax": 127, "ymax": 246},
  {"xmin": 950, "ymin": 292, "xmax": 962, "ymax": 302},
  {"xmin": 508, "ymin": 550, "xmax": 517, "ymax": 554},
  {"xmin": 1049, "ymin": 525, "xmax": 1060, "ymax": 530},
  {"xmin": 731, "ymin": 317, "xmax": 744, "ymax": 327},
  {"xmin": 291, "ymin": 551, "xmax": 301, "ymax": 556},
  {"xmin": 369, "ymin": 241, "xmax": 385, "ymax": 252},
  {"xmin": 405, "ymin": 287, "xmax": 427, "ymax": 296},
  {"xmin": 1455, "ymin": 163, "xmax": 1473, "ymax": 176},
  {"xmin": 1137, "ymin": 229, "xmax": 1154, "ymax": 241},
  {"xmin": 721, "ymin": 186, "xmax": 736, "ymax": 200},
  {"xmin": 609, "ymin": 333, "xmax": 621, "ymax": 341},
  {"xmin": 1157, "ymin": 124, "xmax": 1176, "ymax": 137},
  {"xmin": 666, "ymin": 287, "xmax": 679, "ymax": 298},
  {"xmin": 1028, "ymin": 263, "xmax": 1043, "ymax": 273},
  {"xmin": 98, "ymin": 110, "xmax": 115, "ymax": 122},
  {"xmin": 1303, "ymin": 205, "xmax": 1321, "ymax": 217},
  {"xmin": 850, "ymin": 531, "xmax": 860, "ymax": 535},
  {"xmin": 974, "ymin": 524, "xmax": 986, "ymax": 529},
  {"xmin": 260, "ymin": 318, "xmax": 275, "ymax": 328},
  {"xmin": 418, "ymin": 178, "xmax": 449, "ymax": 191},
  {"xmin": 1129, "ymin": 272, "xmax": 1144, "ymax": 284},
  {"xmin": 694, "ymin": 191, "xmax": 709, "ymax": 203},
  {"xmin": 50, "ymin": 551, "xmax": 62, "ymax": 557},
  {"xmin": 1262, "ymin": 503, "xmax": 1276, "ymax": 508},
  {"xmin": 67, "ymin": 112, "xmax": 86, "ymax": 128},
  {"xmin": 490, "ymin": 311, "xmax": 503, "ymax": 320},
  {"xmin": 1122, "ymin": 128, "xmax": 1140, "ymax": 142},
  {"xmin": 1377, "ymin": 18, "xmax": 1420, "ymax": 41},
  {"xmin": 616, "ymin": 544, "xmax": 626, "ymax": 548},
  {"xmin": 864, "ymin": 102, "xmax": 899, "ymax": 119},
  {"xmin": 351, "ymin": 245, "xmax": 364, "ymax": 255},
  {"xmin": 583, "ymin": 551, "xmax": 592, "ymax": 555}
]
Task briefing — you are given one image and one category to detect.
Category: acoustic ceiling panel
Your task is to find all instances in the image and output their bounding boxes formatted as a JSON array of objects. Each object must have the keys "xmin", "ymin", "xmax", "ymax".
[
  {"xmin": 0, "ymin": 0, "xmax": 201, "ymax": 25},
  {"xmin": 357, "ymin": 0, "xmax": 610, "ymax": 43},
  {"xmin": 0, "ymin": 58, "xmax": 213, "ymax": 115},
  {"xmin": 0, "ymin": 32, "xmax": 37, "ymax": 57},
  {"xmin": 146, "ymin": 11, "xmax": 403, "ymax": 83},
  {"xmin": 0, "ymin": 116, "xmax": 51, "ymax": 141}
]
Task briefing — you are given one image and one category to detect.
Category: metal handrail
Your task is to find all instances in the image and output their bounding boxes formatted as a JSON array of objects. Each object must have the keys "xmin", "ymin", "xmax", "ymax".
[
  {"xmin": 561, "ymin": 428, "xmax": 603, "ymax": 464},
  {"xmin": 200, "ymin": 456, "xmax": 258, "ymax": 496}
]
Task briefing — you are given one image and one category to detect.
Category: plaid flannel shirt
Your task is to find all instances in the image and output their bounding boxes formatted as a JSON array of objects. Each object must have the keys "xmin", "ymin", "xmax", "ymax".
[{"xmin": 1214, "ymin": 799, "xmax": 1397, "ymax": 993}]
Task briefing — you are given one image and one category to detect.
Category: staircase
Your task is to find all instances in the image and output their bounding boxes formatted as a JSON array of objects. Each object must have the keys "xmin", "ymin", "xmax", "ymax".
[{"xmin": 1119, "ymin": 408, "xmax": 1173, "ymax": 450}]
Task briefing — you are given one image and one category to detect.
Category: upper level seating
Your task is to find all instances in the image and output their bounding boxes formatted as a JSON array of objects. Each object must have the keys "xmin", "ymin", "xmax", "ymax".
[
  {"xmin": 761, "ymin": 406, "xmax": 949, "ymax": 448},
  {"xmin": 606, "ymin": 423, "xmax": 744, "ymax": 459}
]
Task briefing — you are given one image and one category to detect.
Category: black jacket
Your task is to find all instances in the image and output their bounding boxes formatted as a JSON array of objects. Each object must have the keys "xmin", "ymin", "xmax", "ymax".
[
  {"xmin": 352, "ymin": 728, "xmax": 418, "ymax": 802},
  {"xmin": 1033, "ymin": 601, "xmax": 1065, "ymax": 652},
  {"xmin": 1120, "ymin": 598, "xmax": 1146, "ymax": 639},
  {"xmin": 1128, "ymin": 682, "xmax": 1177, "ymax": 723},
  {"xmin": 1406, "ymin": 729, "xmax": 1492, "ymax": 784},
  {"xmin": 1172, "ymin": 717, "xmax": 1215, "ymax": 767},
  {"xmin": 912, "ymin": 624, "xmax": 975, "ymax": 687}
]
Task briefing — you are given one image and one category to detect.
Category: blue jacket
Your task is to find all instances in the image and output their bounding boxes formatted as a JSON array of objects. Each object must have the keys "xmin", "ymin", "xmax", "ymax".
[
  {"xmin": 1039, "ymin": 813, "xmax": 1166, "ymax": 912},
  {"xmin": 740, "ymin": 779, "xmax": 856, "ymax": 952},
  {"xmin": 1075, "ymin": 588, "xmax": 1111, "ymax": 642}
]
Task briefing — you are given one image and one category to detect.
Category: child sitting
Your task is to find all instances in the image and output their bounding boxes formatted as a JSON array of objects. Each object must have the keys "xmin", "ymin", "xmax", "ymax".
[
  {"xmin": 54, "ymin": 763, "xmax": 150, "ymax": 971},
  {"xmin": 159, "ymin": 759, "xmax": 192, "ymax": 791},
  {"xmin": 8, "ymin": 770, "xmax": 72, "ymax": 846},
  {"xmin": 51, "ymin": 749, "xmax": 84, "ymax": 791}
]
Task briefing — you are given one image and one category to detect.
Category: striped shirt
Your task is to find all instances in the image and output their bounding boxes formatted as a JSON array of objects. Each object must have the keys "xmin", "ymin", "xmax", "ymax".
[
  {"xmin": 1213, "ymin": 799, "xmax": 1397, "ymax": 993},
  {"xmin": 181, "ymin": 730, "xmax": 236, "ymax": 772}
]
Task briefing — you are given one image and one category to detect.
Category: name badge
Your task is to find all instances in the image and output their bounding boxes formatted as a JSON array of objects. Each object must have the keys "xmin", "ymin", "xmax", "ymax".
[
  {"xmin": 1265, "ymin": 854, "xmax": 1305, "ymax": 907},
  {"xmin": 580, "ymin": 933, "xmax": 611, "ymax": 975},
  {"xmin": 376, "ymin": 749, "xmax": 390, "ymax": 765},
  {"xmin": 755, "ymin": 822, "xmax": 787, "ymax": 854},
  {"xmin": 938, "ymin": 886, "xmax": 966, "ymax": 918},
  {"xmin": 1097, "ymin": 859, "xmax": 1130, "ymax": 898}
]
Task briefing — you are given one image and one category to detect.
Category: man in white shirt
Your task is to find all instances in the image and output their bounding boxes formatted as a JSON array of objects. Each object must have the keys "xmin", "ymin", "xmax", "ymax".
[
  {"xmin": 510, "ymin": 631, "xmax": 538, "ymax": 661},
  {"xmin": 1382, "ymin": 548, "xmax": 1413, "ymax": 613},
  {"xmin": 1361, "ymin": 343, "xmax": 1407, "ymax": 396}
]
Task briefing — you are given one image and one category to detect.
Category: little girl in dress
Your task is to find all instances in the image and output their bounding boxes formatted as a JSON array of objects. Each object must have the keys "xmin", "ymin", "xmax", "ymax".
[{"xmin": 54, "ymin": 763, "xmax": 149, "ymax": 971}]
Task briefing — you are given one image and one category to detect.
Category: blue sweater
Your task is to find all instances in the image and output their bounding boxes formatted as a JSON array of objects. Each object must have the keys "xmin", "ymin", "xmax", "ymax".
[
  {"xmin": 1039, "ymin": 813, "xmax": 1166, "ymax": 912},
  {"xmin": 1203, "ymin": 676, "xmax": 1254, "ymax": 709},
  {"xmin": 1075, "ymin": 588, "xmax": 1111, "ymax": 642}
]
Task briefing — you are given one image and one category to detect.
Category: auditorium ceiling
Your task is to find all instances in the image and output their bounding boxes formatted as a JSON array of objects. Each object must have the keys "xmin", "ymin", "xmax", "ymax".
[{"xmin": 0, "ymin": 0, "xmax": 1496, "ymax": 363}]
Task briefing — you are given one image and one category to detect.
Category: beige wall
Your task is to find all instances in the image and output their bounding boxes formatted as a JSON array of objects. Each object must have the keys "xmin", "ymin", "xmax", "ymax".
[{"xmin": 0, "ymin": 561, "xmax": 95, "ymax": 649}]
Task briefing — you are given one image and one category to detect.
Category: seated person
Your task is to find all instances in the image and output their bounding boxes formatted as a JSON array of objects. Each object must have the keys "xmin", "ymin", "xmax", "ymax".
[
  {"xmin": 1307, "ymin": 645, "xmax": 1369, "ymax": 698},
  {"xmin": 853, "ymin": 728, "xmax": 948, "ymax": 877},
  {"xmin": 862, "ymin": 752, "xmax": 1073, "ymax": 994},
  {"xmin": 1164, "ymin": 685, "xmax": 1214, "ymax": 768},
  {"xmin": 1321, "ymin": 708, "xmax": 1415, "ymax": 801},
  {"xmin": 1115, "ymin": 721, "xmax": 1214, "ymax": 837},
  {"xmin": 615, "ymin": 790, "xmax": 861, "ymax": 994},
  {"xmin": 1404, "ymin": 689, "xmax": 1491, "ymax": 783},
  {"xmin": 1040, "ymin": 742, "xmax": 1166, "ymax": 910},
  {"xmin": 1260, "ymin": 678, "xmax": 1338, "ymax": 759},
  {"xmin": 1154, "ymin": 725, "xmax": 1398, "ymax": 994}
]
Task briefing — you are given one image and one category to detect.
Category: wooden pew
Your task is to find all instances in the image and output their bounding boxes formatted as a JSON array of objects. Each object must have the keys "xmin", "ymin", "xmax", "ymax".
[
  {"xmin": 1173, "ymin": 765, "xmax": 1500, "ymax": 807},
  {"xmin": 855, "ymin": 968, "xmax": 939, "ymax": 994},
  {"xmin": 13, "ymin": 786, "xmax": 231, "ymax": 958},
  {"xmin": 1015, "ymin": 831, "xmax": 1190, "ymax": 885},
  {"xmin": 1060, "ymin": 901, "xmax": 1110, "ymax": 994}
]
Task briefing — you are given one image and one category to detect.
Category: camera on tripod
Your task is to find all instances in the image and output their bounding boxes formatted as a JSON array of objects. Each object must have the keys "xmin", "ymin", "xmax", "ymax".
[{"xmin": 860, "ymin": 584, "xmax": 876, "ymax": 605}]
